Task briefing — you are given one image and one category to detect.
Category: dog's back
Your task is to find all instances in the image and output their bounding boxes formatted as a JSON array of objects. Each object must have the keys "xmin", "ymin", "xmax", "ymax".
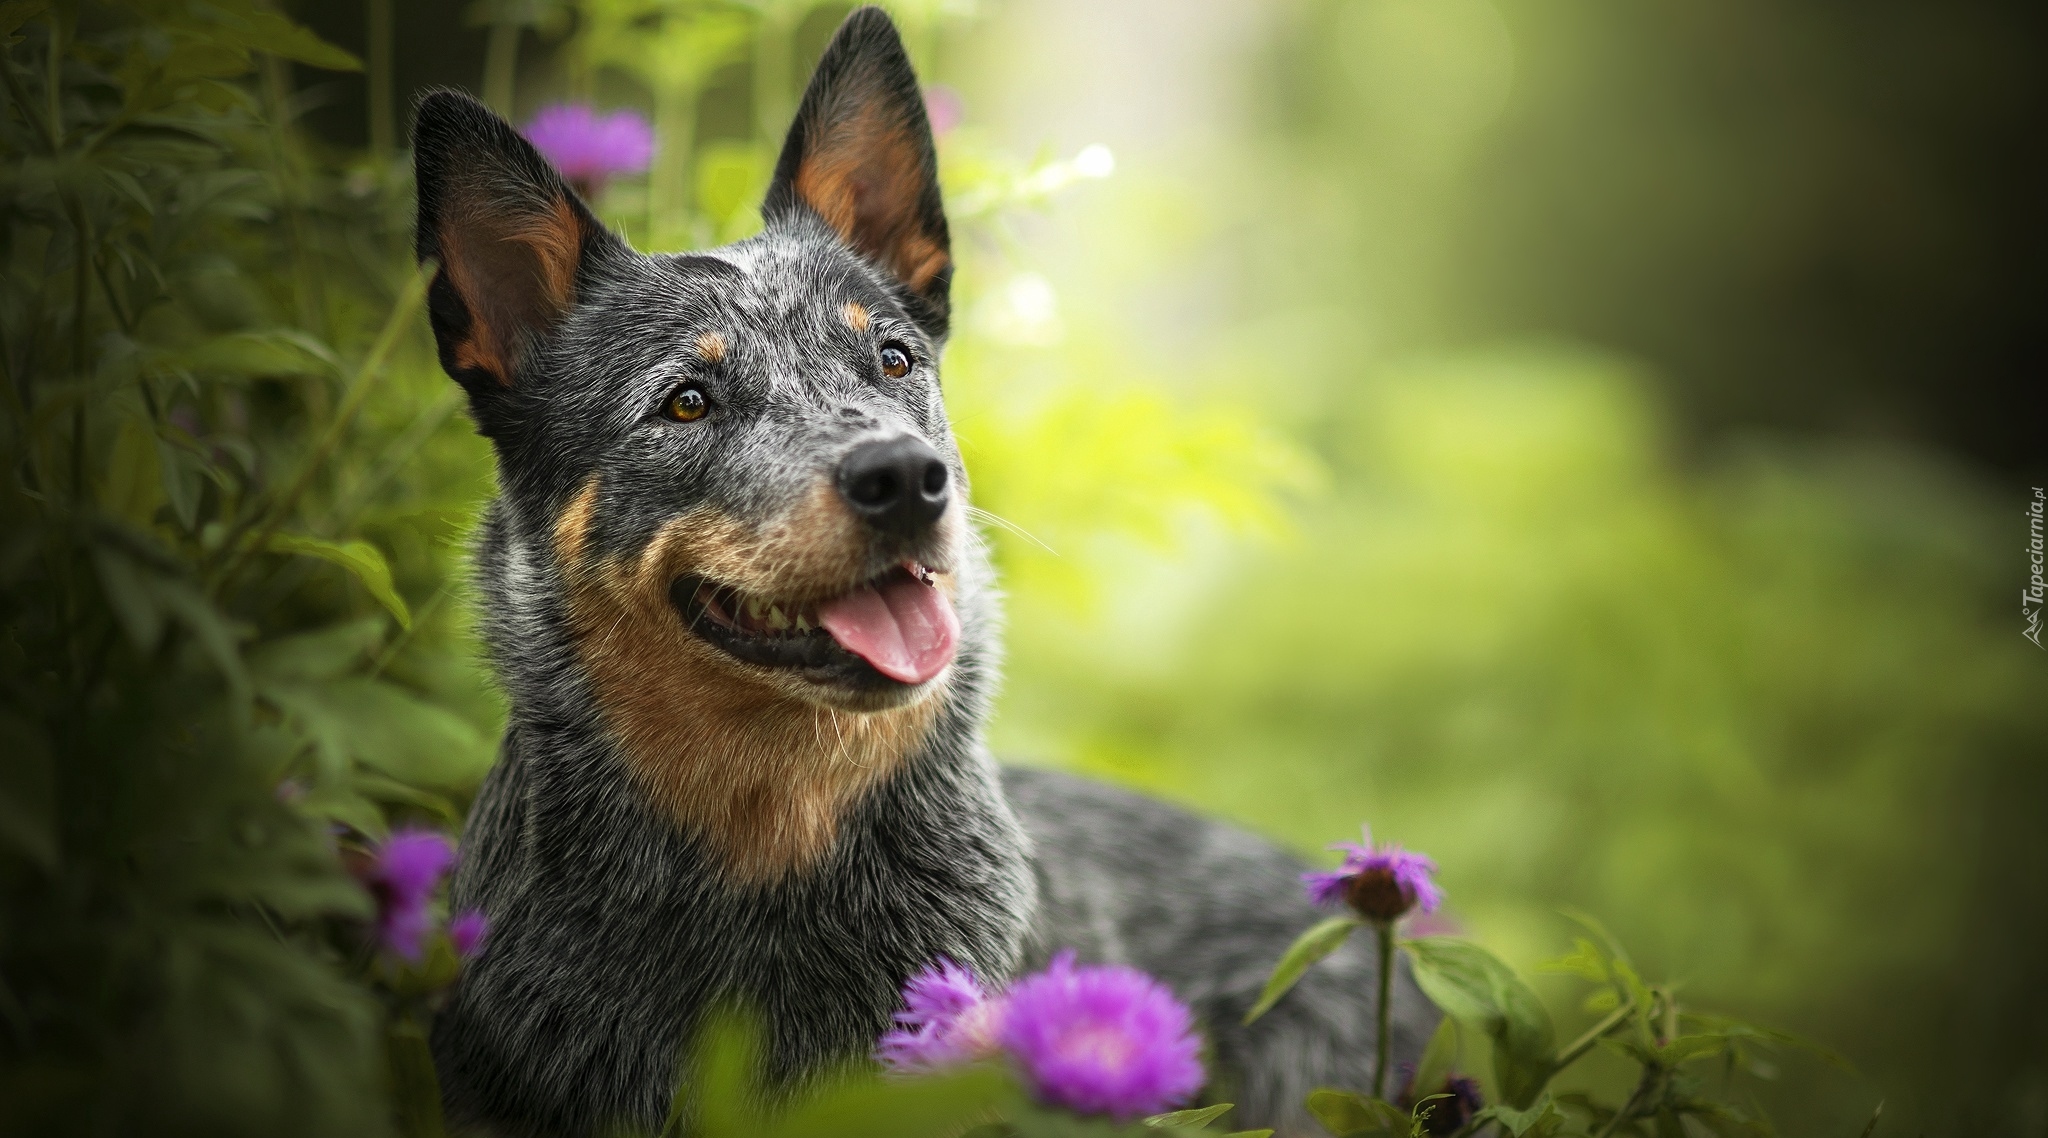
[{"xmin": 411, "ymin": 8, "xmax": 1433, "ymax": 1136}]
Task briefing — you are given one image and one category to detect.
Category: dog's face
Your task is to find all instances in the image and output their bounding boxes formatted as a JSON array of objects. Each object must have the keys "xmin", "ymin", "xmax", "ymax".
[
  {"xmin": 415, "ymin": 10, "xmax": 964, "ymax": 718},
  {"xmin": 412, "ymin": 10, "xmax": 972, "ymax": 875}
]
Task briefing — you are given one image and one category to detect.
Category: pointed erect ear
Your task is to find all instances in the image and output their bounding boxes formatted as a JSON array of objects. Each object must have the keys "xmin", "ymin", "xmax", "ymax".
[
  {"xmin": 412, "ymin": 89, "xmax": 625, "ymax": 394},
  {"xmin": 763, "ymin": 7, "xmax": 952, "ymax": 335}
]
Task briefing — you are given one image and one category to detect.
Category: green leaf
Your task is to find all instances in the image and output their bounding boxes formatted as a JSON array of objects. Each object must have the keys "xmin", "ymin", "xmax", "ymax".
[
  {"xmin": 0, "ymin": 1, "xmax": 50, "ymax": 43},
  {"xmin": 387, "ymin": 1015, "xmax": 448, "ymax": 1138},
  {"xmin": 1536, "ymin": 937, "xmax": 1610, "ymax": 984},
  {"xmin": 1147, "ymin": 1104, "xmax": 1235, "ymax": 1129},
  {"xmin": 248, "ymin": 617, "xmax": 387, "ymax": 682},
  {"xmin": 1657, "ymin": 1034, "xmax": 1731, "ymax": 1066},
  {"xmin": 680, "ymin": 1010, "xmax": 1019, "ymax": 1138},
  {"xmin": 92, "ymin": 545, "xmax": 166, "ymax": 652},
  {"xmin": 265, "ymin": 677, "xmax": 492, "ymax": 789},
  {"xmin": 102, "ymin": 415, "xmax": 164, "ymax": 525},
  {"xmin": 152, "ymin": 577, "xmax": 253, "ymax": 706},
  {"xmin": 1410, "ymin": 1015, "xmax": 1460, "ymax": 1103},
  {"xmin": 1401, "ymin": 937, "xmax": 1556, "ymax": 1109},
  {"xmin": 225, "ymin": 9, "xmax": 362, "ymax": 71},
  {"xmin": 268, "ymin": 533, "xmax": 412, "ymax": 629},
  {"xmin": 0, "ymin": 712, "xmax": 58, "ymax": 870},
  {"xmin": 1305, "ymin": 1089, "xmax": 1407, "ymax": 1138},
  {"xmin": 1476, "ymin": 1093, "xmax": 1564, "ymax": 1138},
  {"xmin": 1244, "ymin": 915, "xmax": 1360, "ymax": 1024}
]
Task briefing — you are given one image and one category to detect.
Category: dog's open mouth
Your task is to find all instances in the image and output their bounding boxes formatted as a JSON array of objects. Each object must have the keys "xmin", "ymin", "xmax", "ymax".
[{"xmin": 670, "ymin": 563, "xmax": 959, "ymax": 686}]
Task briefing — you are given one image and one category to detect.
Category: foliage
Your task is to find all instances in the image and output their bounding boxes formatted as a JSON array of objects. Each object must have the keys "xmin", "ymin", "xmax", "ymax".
[
  {"xmin": 0, "ymin": 2, "xmax": 496, "ymax": 1132},
  {"xmin": 1256, "ymin": 908, "xmax": 1855, "ymax": 1137}
]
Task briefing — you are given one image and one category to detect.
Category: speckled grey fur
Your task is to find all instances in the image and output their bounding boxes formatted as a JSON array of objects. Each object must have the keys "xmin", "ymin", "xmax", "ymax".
[{"xmin": 413, "ymin": 10, "xmax": 1436, "ymax": 1137}]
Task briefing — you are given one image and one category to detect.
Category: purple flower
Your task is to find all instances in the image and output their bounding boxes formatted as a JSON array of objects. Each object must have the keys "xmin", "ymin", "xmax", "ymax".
[
  {"xmin": 1302, "ymin": 826, "xmax": 1443, "ymax": 923},
  {"xmin": 521, "ymin": 104, "xmax": 655, "ymax": 194},
  {"xmin": 1406, "ymin": 1074, "xmax": 1484, "ymax": 1136},
  {"xmin": 359, "ymin": 828, "xmax": 456, "ymax": 961},
  {"xmin": 923, "ymin": 85, "xmax": 964, "ymax": 135},
  {"xmin": 877, "ymin": 957, "xmax": 1006, "ymax": 1072},
  {"xmin": 448, "ymin": 909, "xmax": 491, "ymax": 960},
  {"xmin": 995, "ymin": 951, "xmax": 1205, "ymax": 1120}
]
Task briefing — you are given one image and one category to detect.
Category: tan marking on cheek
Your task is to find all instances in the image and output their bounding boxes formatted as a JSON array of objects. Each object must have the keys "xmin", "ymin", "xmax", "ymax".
[
  {"xmin": 695, "ymin": 331, "xmax": 727, "ymax": 363},
  {"xmin": 841, "ymin": 301, "xmax": 870, "ymax": 332},
  {"xmin": 554, "ymin": 475, "xmax": 600, "ymax": 569},
  {"xmin": 561, "ymin": 485, "xmax": 947, "ymax": 882}
]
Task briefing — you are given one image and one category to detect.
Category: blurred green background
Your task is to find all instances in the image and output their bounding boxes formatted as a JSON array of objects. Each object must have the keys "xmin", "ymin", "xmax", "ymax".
[{"xmin": 3, "ymin": 1, "xmax": 2043, "ymax": 1134}]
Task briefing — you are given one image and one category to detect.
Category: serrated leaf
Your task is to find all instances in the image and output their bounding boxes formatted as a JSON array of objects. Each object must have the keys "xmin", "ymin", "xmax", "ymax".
[
  {"xmin": 1401, "ymin": 937, "xmax": 1556, "ymax": 1109},
  {"xmin": 268, "ymin": 533, "xmax": 412, "ymax": 629},
  {"xmin": 1305, "ymin": 1089, "xmax": 1406, "ymax": 1138},
  {"xmin": 1147, "ymin": 1104, "xmax": 1235, "ymax": 1129},
  {"xmin": 1244, "ymin": 915, "xmax": 1360, "ymax": 1024}
]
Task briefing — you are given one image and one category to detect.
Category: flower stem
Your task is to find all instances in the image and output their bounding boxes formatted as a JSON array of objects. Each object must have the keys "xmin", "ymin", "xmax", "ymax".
[
  {"xmin": 1372, "ymin": 920, "xmax": 1395, "ymax": 1100},
  {"xmin": 1552, "ymin": 1000, "xmax": 1635, "ymax": 1073}
]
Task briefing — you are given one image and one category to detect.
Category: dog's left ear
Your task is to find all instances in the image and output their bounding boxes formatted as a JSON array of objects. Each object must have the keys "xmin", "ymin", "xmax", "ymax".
[{"xmin": 763, "ymin": 6, "xmax": 951, "ymax": 336}]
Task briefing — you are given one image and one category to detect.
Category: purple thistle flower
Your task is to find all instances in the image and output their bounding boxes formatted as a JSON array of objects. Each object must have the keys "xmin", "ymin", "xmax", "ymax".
[
  {"xmin": 995, "ymin": 950, "xmax": 1205, "ymax": 1120},
  {"xmin": 1406, "ymin": 1074, "xmax": 1485, "ymax": 1136},
  {"xmin": 877, "ymin": 958, "xmax": 1006, "ymax": 1072},
  {"xmin": 1302, "ymin": 825, "xmax": 1443, "ymax": 923},
  {"xmin": 448, "ymin": 909, "xmax": 491, "ymax": 960},
  {"xmin": 521, "ymin": 104, "xmax": 655, "ymax": 195},
  {"xmin": 359, "ymin": 828, "xmax": 456, "ymax": 961}
]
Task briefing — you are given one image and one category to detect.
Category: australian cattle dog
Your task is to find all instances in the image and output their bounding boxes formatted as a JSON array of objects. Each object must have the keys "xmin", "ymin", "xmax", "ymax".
[{"xmin": 413, "ymin": 8, "xmax": 1436, "ymax": 1134}]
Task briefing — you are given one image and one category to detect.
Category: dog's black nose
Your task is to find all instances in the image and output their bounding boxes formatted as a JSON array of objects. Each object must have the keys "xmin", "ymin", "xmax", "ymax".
[{"xmin": 837, "ymin": 435, "xmax": 950, "ymax": 537}]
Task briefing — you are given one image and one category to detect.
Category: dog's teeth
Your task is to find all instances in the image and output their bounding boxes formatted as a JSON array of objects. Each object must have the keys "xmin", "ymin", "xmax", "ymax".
[
  {"xmin": 766, "ymin": 604, "xmax": 790, "ymax": 631},
  {"xmin": 794, "ymin": 611, "xmax": 813, "ymax": 633},
  {"xmin": 744, "ymin": 597, "xmax": 765, "ymax": 621}
]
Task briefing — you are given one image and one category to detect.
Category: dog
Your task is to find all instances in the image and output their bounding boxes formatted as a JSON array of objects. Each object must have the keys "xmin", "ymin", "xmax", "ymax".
[{"xmin": 414, "ymin": 8, "xmax": 1436, "ymax": 1135}]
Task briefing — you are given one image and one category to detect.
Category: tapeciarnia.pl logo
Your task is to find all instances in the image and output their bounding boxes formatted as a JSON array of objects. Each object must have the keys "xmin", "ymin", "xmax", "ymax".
[{"xmin": 2026, "ymin": 487, "xmax": 2045, "ymax": 649}]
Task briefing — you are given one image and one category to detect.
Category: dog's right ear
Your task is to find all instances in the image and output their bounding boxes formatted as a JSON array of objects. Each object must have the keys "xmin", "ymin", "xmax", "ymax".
[{"xmin": 412, "ymin": 89, "xmax": 624, "ymax": 398}]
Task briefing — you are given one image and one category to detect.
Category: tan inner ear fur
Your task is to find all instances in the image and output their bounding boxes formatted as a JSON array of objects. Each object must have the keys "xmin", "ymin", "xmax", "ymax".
[
  {"xmin": 553, "ymin": 477, "xmax": 955, "ymax": 883},
  {"xmin": 439, "ymin": 194, "xmax": 586, "ymax": 386},
  {"xmin": 793, "ymin": 103, "xmax": 950, "ymax": 296}
]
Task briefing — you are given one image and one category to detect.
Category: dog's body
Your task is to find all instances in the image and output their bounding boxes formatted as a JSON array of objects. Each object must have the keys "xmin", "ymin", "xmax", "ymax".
[{"xmin": 415, "ymin": 10, "xmax": 1434, "ymax": 1136}]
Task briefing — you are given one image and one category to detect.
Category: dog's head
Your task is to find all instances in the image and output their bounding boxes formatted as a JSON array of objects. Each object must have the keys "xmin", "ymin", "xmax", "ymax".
[
  {"xmin": 415, "ymin": 7, "xmax": 965, "ymax": 714},
  {"xmin": 414, "ymin": 9, "xmax": 975, "ymax": 874}
]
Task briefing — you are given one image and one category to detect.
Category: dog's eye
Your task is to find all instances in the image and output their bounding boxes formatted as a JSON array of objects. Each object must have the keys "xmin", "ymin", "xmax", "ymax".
[
  {"xmin": 878, "ymin": 343, "xmax": 912, "ymax": 379},
  {"xmin": 662, "ymin": 384, "xmax": 709, "ymax": 423}
]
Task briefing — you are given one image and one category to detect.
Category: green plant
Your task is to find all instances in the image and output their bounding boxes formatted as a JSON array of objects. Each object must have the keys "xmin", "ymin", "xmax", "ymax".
[{"xmin": 0, "ymin": 3, "xmax": 496, "ymax": 1132}]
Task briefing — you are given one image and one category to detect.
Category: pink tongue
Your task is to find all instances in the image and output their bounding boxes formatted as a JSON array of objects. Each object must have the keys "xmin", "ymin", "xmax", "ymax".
[{"xmin": 817, "ymin": 572, "xmax": 960, "ymax": 685}]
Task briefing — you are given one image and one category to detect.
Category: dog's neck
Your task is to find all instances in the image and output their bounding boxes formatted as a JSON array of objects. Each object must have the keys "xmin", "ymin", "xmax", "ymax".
[{"xmin": 473, "ymin": 494, "xmax": 1014, "ymax": 885}]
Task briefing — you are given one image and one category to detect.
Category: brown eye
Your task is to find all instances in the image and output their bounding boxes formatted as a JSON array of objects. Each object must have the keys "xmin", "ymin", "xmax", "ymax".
[
  {"xmin": 662, "ymin": 384, "xmax": 708, "ymax": 422},
  {"xmin": 879, "ymin": 343, "xmax": 912, "ymax": 379}
]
